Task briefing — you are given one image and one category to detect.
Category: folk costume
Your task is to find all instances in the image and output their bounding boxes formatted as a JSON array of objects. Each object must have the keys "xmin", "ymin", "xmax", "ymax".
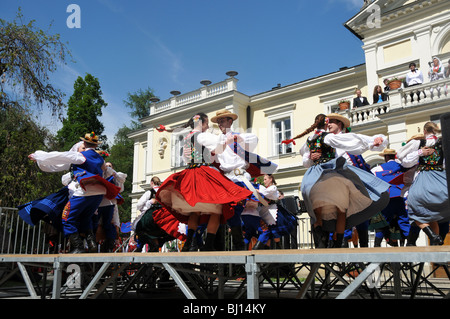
[
  {"xmin": 298, "ymin": 114, "xmax": 390, "ymax": 247},
  {"xmin": 253, "ymin": 183, "xmax": 298, "ymax": 249},
  {"xmin": 26, "ymin": 133, "xmax": 121, "ymax": 253},
  {"xmin": 156, "ymin": 119, "xmax": 253, "ymax": 251},
  {"xmin": 134, "ymin": 186, "xmax": 187, "ymax": 252},
  {"xmin": 371, "ymin": 149, "xmax": 410, "ymax": 246},
  {"xmin": 211, "ymin": 109, "xmax": 278, "ymax": 250},
  {"xmin": 397, "ymin": 132, "xmax": 449, "ymax": 245},
  {"xmin": 93, "ymin": 161, "xmax": 127, "ymax": 252}
]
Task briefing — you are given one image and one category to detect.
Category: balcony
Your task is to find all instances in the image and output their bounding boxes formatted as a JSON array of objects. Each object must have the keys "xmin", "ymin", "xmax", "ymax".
[
  {"xmin": 149, "ymin": 77, "xmax": 238, "ymax": 115},
  {"xmin": 341, "ymin": 77, "xmax": 450, "ymax": 127}
]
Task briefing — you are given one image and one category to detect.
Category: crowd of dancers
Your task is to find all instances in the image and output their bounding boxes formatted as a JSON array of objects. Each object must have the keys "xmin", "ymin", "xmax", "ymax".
[{"xmin": 18, "ymin": 109, "xmax": 449, "ymax": 253}]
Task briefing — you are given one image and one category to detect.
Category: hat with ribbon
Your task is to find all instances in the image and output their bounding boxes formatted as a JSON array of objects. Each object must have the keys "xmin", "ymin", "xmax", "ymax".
[
  {"xmin": 326, "ymin": 113, "xmax": 351, "ymax": 129},
  {"xmin": 80, "ymin": 132, "xmax": 102, "ymax": 145},
  {"xmin": 378, "ymin": 148, "xmax": 396, "ymax": 157},
  {"xmin": 211, "ymin": 109, "xmax": 238, "ymax": 123}
]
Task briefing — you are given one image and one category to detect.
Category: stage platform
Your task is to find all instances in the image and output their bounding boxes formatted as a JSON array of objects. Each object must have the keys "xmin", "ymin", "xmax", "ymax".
[{"xmin": 0, "ymin": 246, "xmax": 449, "ymax": 300}]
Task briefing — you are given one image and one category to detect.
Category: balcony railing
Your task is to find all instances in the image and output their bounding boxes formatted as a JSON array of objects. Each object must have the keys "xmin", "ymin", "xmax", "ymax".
[
  {"xmin": 342, "ymin": 78, "xmax": 450, "ymax": 126},
  {"xmin": 150, "ymin": 77, "xmax": 238, "ymax": 115}
]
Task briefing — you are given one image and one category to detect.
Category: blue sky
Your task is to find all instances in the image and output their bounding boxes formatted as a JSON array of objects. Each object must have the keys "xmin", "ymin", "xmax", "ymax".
[{"xmin": 3, "ymin": 0, "xmax": 367, "ymax": 144}]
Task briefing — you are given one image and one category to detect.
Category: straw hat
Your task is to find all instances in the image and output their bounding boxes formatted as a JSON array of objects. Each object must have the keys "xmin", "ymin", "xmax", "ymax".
[
  {"xmin": 211, "ymin": 109, "xmax": 238, "ymax": 123},
  {"xmin": 326, "ymin": 113, "xmax": 350, "ymax": 129},
  {"xmin": 378, "ymin": 148, "xmax": 396, "ymax": 157},
  {"xmin": 80, "ymin": 132, "xmax": 102, "ymax": 145},
  {"xmin": 406, "ymin": 134, "xmax": 424, "ymax": 144}
]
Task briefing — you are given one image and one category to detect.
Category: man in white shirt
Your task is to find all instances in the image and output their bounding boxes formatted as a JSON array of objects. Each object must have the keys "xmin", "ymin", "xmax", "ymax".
[
  {"xmin": 211, "ymin": 109, "xmax": 259, "ymax": 250},
  {"xmin": 406, "ymin": 62, "xmax": 425, "ymax": 101}
]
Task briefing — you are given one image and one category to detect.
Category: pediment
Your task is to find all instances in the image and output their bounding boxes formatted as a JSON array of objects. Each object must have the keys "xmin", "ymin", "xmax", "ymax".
[{"xmin": 345, "ymin": 0, "xmax": 441, "ymax": 39}]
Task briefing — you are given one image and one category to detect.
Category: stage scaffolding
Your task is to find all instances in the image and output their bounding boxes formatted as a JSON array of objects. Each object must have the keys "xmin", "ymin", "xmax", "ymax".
[
  {"xmin": 0, "ymin": 247, "xmax": 449, "ymax": 300},
  {"xmin": 1, "ymin": 206, "xmax": 449, "ymax": 299}
]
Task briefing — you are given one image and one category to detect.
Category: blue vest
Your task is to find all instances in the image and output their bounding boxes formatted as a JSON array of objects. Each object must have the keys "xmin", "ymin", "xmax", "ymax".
[
  {"xmin": 375, "ymin": 161, "xmax": 405, "ymax": 198},
  {"xmin": 72, "ymin": 149, "xmax": 121, "ymax": 200},
  {"xmin": 72, "ymin": 149, "xmax": 104, "ymax": 181}
]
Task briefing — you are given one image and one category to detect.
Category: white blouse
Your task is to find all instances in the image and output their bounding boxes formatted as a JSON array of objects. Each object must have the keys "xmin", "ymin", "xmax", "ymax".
[{"xmin": 300, "ymin": 131, "xmax": 388, "ymax": 168}]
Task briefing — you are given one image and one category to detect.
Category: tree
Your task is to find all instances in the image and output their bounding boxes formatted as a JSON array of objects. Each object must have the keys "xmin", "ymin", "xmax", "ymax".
[
  {"xmin": 0, "ymin": 105, "xmax": 62, "ymax": 207},
  {"xmin": 56, "ymin": 73, "xmax": 108, "ymax": 150},
  {"xmin": 123, "ymin": 87, "xmax": 154, "ymax": 129},
  {"xmin": 107, "ymin": 126, "xmax": 135, "ymax": 223},
  {"xmin": 106, "ymin": 87, "xmax": 156, "ymax": 224},
  {"xmin": 0, "ymin": 8, "xmax": 71, "ymax": 118}
]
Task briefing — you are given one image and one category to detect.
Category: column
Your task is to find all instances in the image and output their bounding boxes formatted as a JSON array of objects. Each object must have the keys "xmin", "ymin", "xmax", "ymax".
[
  {"xmin": 414, "ymin": 26, "xmax": 432, "ymax": 80},
  {"xmin": 363, "ymin": 42, "xmax": 379, "ymax": 93}
]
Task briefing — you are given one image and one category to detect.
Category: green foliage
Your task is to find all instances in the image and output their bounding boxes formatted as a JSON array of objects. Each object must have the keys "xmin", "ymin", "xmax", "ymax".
[
  {"xmin": 0, "ymin": 106, "xmax": 62, "ymax": 207},
  {"xmin": 108, "ymin": 126, "xmax": 135, "ymax": 223},
  {"xmin": 123, "ymin": 86, "xmax": 154, "ymax": 128},
  {"xmin": 0, "ymin": 8, "xmax": 71, "ymax": 118},
  {"xmin": 56, "ymin": 73, "xmax": 108, "ymax": 150}
]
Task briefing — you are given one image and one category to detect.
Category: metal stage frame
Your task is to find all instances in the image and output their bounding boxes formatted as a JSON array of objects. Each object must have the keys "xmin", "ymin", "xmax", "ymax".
[{"xmin": 0, "ymin": 246, "xmax": 449, "ymax": 300}]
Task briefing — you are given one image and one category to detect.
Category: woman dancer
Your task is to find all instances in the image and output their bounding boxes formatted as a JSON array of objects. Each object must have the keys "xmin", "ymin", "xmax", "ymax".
[
  {"xmin": 285, "ymin": 113, "xmax": 390, "ymax": 248},
  {"xmin": 253, "ymin": 174, "xmax": 297, "ymax": 249},
  {"xmin": 397, "ymin": 122, "xmax": 449, "ymax": 245},
  {"xmin": 156, "ymin": 113, "xmax": 253, "ymax": 251}
]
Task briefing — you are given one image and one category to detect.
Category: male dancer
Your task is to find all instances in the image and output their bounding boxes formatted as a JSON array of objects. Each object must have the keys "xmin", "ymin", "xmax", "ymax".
[
  {"xmin": 29, "ymin": 132, "xmax": 121, "ymax": 253},
  {"xmin": 211, "ymin": 109, "xmax": 277, "ymax": 250}
]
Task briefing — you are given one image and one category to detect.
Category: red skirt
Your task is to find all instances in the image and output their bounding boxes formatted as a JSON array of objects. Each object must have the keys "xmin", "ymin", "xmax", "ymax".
[
  {"xmin": 152, "ymin": 206, "xmax": 187, "ymax": 241},
  {"xmin": 156, "ymin": 165, "xmax": 252, "ymax": 224}
]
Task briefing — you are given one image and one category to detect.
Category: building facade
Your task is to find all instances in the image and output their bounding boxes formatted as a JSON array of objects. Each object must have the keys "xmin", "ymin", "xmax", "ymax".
[{"xmin": 128, "ymin": 0, "xmax": 450, "ymax": 243}]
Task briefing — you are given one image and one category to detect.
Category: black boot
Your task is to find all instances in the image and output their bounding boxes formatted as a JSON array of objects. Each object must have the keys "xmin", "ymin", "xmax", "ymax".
[
  {"xmin": 312, "ymin": 226, "xmax": 329, "ymax": 248},
  {"xmin": 333, "ymin": 233, "xmax": 344, "ymax": 248},
  {"xmin": 357, "ymin": 230, "xmax": 369, "ymax": 247},
  {"xmin": 182, "ymin": 229, "xmax": 195, "ymax": 252},
  {"xmin": 406, "ymin": 230, "xmax": 419, "ymax": 246},
  {"xmin": 230, "ymin": 226, "xmax": 245, "ymax": 251},
  {"xmin": 201, "ymin": 233, "xmax": 216, "ymax": 251},
  {"xmin": 374, "ymin": 236, "xmax": 383, "ymax": 247},
  {"xmin": 69, "ymin": 233, "xmax": 85, "ymax": 254},
  {"xmin": 85, "ymin": 230, "xmax": 98, "ymax": 253},
  {"xmin": 104, "ymin": 238, "xmax": 115, "ymax": 253},
  {"xmin": 423, "ymin": 226, "xmax": 443, "ymax": 246}
]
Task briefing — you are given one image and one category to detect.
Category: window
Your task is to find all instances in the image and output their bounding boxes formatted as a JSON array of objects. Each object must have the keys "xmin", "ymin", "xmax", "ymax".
[
  {"xmin": 172, "ymin": 133, "xmax": 185, "ymax": 167},
  {"xmin": 264, "ymin": 103, "xmax": 296, "ymax": 157},
  {"xmin": 273, "ymin": 117, "xmax": 292, "ymax": 155}
]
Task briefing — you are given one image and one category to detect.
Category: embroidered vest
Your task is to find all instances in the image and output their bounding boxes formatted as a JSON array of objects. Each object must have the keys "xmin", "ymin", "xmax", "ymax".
[
  {"xmin": 418, "ymin": 138, "xmax": 444, "ymax": 171},
  {"xmin": 306, "ymin": 132, "xmax": 335, "ymax": 165},
  {"xmin": 184, "ymin": 131, "xmax": 213, "ymax": 168}
]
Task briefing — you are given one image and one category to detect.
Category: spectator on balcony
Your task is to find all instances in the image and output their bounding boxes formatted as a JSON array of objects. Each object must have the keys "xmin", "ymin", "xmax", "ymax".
[
  {"xmin": 428, "ymin": 57, "xmax": 444, "ymax": 82},
  {"xmin": 428, "ymin": 57, "xmax": 445, "ymax": 97},
  {"xmin": 405, "ymin": 62, "xmax": 425, "ymax": 101},
  {"xmin": 372, "ymin": 85, "xmax": 388, "ymax": 104},
  {"xmin": 406, "ymin": 62, "xmax": 424, "ymax": 87},
  {"xmin": 383, "ymin": 79, "xmax": 390, "ymax": 95},
  {"xmin": 445, "ymin": 59, "xmax": 450, "ymax": 78},
  {"xmin": 352, "ymin": 89, "xmax": 370, "ymax": 108}
]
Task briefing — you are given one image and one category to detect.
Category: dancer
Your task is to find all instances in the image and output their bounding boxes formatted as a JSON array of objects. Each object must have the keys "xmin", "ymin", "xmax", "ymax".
[
  {"xmin": 156, "ymin": 113, "xmax": 253, "ymax": 251},
  {"xmin": 371, "ymin": 148, "xmax": 409, "ymax": 246},
  {"xmin": 253, "ymin": 174, "xmax": 298, "ymax": 250},
  {"xmin": 93, "ymin": 160, "xmax": 127, "ymax": 252},
  {"xmin": 28, "ymin": 132, "xmax": 121, "ymax": 253},
  {"xmin": 397, "ymin": 122, "xmax": 449, "ymax": 245},
  {"xmin": 134, "ymin": 176, "xmax": 187, "ymax": 252},
  {"xmin": 211, "ymin": 109, "xmax": 278, "ymax": 250},
  {"xmin": 285, "ymin": 113, "xmax": 390, "ymax": 248}
]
